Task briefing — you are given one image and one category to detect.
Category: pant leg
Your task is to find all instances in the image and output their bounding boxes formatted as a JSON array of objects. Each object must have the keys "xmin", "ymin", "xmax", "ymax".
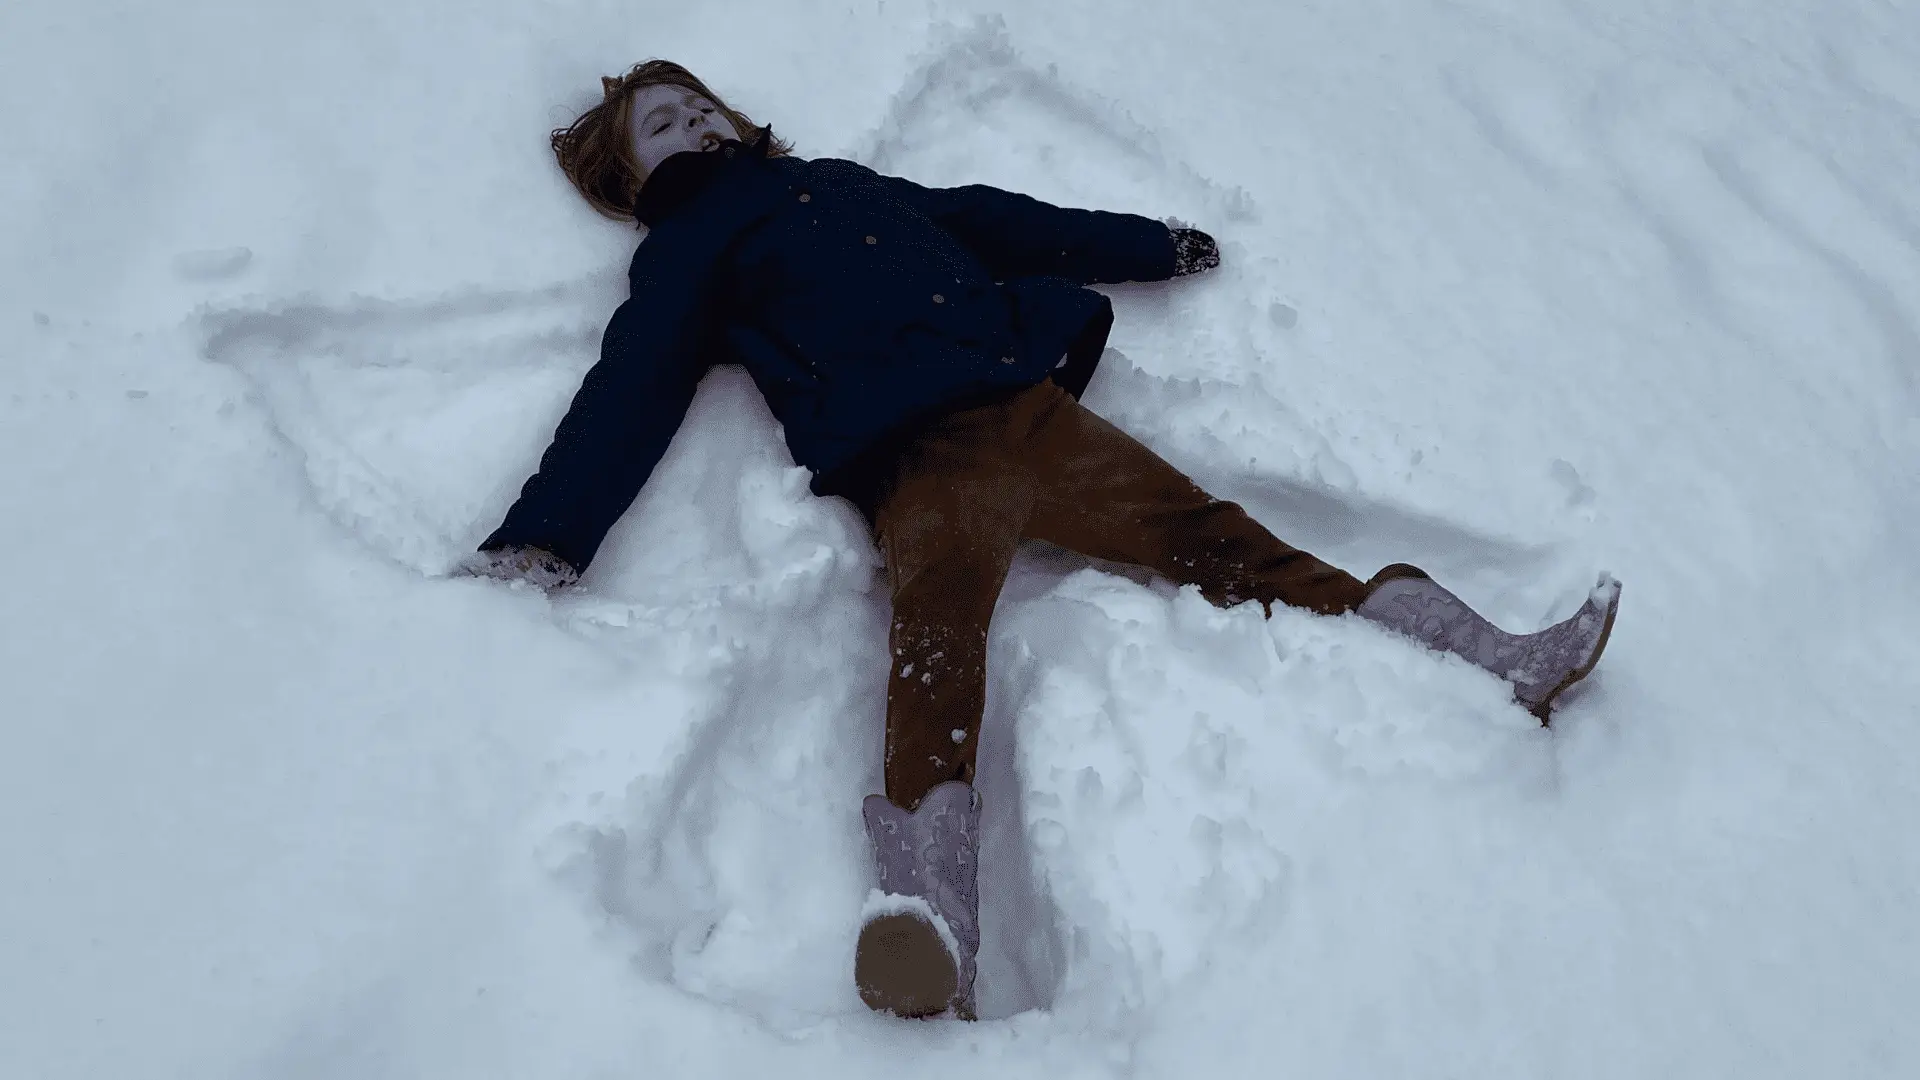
[
  {"xmin": 870, "ymin": 392, "xmax": 1042, "ymax": 810},
  {"xmin": 1019, "ymin": 383, "xmax": 1369, "ymax": 616}
]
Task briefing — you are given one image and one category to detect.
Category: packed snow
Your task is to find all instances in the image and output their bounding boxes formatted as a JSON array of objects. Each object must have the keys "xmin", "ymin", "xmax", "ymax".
[{"xmin": 5, "ymin": 1, "xmax": 1919, "ymax": 1077}]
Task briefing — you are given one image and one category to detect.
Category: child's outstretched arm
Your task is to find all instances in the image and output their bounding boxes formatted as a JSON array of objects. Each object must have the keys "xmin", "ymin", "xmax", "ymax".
[
  {"xmin": 473, "ymin": 246, "xmax": 718, "ymax": 582},
  {"xmin": 883, "ymin": 176, "xmax": 1215, "ymax": 285}
]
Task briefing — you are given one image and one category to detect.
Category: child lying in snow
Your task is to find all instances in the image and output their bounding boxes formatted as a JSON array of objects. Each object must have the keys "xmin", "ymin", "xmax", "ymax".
[{"xmin": 459, "ymin": 60, "xmax": 1621, "ymax": 1020}]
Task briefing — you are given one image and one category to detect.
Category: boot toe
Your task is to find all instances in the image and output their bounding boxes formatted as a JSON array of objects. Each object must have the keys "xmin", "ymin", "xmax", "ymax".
[{"xmin": 1519, "ymin": 577, "xmax": 1622, "ymax": 721}]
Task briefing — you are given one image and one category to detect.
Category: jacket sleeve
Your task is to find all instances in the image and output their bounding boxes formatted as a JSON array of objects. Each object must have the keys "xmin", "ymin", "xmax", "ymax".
[
  {"xmin": 884, "ymin": 175, "xmax": 1177, "ymax": 285},
  {"xmin": 479, "ymin": 252, "xmax": 714, "ymax": 575}
]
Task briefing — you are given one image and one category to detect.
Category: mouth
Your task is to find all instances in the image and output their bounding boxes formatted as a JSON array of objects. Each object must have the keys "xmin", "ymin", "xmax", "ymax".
[{"xmin": 698, "ymin": 130, "xmax": 724, "ymax": 152}]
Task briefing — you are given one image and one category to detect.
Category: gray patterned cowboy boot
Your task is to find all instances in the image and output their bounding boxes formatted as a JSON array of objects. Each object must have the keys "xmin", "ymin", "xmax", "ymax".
[
  {"xmin": 856, "ymin": 780, "xmax": 982, "ymax": 1020},
  {"xmin": 1357, "ymin": 564, "xmax": 1622, "ymax": 721}
]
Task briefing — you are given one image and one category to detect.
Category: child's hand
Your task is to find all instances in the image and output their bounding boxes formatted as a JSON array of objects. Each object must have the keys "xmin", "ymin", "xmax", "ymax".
[
  {"xmin": 452, "ymin": 545, "xmax": 580, "ymax": 591},
  {"xmin": 1171, "ymin": 228, "xmax": 1220, "ymax": 276}
]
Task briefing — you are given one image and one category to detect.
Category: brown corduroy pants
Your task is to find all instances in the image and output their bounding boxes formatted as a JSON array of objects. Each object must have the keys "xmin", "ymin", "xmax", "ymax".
[{"xmin": 868, "ymin": 381, "xmax": 1369, "ymax": 809}]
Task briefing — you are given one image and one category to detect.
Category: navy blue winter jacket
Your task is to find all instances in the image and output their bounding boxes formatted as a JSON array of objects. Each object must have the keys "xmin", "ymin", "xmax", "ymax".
[{"xmin": 482, "ymin": 132, "xmax": 1178, "ymax": 573}]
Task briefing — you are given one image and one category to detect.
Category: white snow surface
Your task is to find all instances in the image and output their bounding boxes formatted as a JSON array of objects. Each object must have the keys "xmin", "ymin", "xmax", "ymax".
[{"xmin": 5, "ymin": 1, "xmax": 1920, "ymax": 1077}]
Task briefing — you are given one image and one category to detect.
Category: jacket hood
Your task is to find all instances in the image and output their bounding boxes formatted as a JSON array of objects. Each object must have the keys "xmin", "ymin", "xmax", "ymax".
[{"xmin": 633, "ymin": 127, "xmax": 776, "ymax": 228}]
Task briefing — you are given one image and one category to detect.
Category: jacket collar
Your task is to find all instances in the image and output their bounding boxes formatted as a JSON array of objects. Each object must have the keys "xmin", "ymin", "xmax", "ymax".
[{"xmin": 633, "ymin": 127, "xmax": 774, "ymax": 228}]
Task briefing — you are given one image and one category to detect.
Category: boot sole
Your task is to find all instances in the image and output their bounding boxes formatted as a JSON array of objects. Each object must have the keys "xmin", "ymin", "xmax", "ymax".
[
  {"xmin": 1527, "ymin": 581, "xmax": 1621, "ymax": 724},
  {"xmin": 855, "ymin": 911, "xmax": 958, "ymax": 1019}
]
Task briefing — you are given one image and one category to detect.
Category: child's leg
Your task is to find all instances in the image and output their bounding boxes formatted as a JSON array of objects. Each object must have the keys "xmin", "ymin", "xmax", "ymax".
[
  {"xmin": 869, "ymin": 398, "xmax": 1040, "ymax": 811},
  {"xmin": 857, "ymin": 391, "xmax": 1045, "ymax": 1021},
  {"xmin": 1019, "ymin": 383, "xmax": 1371, "ymax": 616},
  {"xmin": 1013, "ymin": 383, "xmax": 1619, "ymax": 720}
]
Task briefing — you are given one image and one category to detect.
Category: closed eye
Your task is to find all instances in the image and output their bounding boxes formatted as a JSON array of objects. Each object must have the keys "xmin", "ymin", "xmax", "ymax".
[{"xmin": 653, "ymin": 121, "xmax": 671, "ymax": 135}]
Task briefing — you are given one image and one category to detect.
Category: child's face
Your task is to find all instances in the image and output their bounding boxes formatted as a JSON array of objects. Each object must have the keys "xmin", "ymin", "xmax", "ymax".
[{"xmin": 627, "ymin": 83, "xmax": 743, "ymax": 179}]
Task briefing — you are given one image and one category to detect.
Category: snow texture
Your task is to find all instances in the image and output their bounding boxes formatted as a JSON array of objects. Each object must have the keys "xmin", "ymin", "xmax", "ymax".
[{"xmin": 4, "ymin": 2, "xmax": 1920, "ymax": 1078}]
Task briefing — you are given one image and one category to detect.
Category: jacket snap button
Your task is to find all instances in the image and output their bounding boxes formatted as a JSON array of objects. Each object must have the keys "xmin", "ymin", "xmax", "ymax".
[
  {"xmin": 1000, "ymin": 356, "xmax": 1016, "ymax": 364},
  {"xmin": 932, "ymin": 293, "xmax": 945, "ymax": 303},
  {"xmin": 866, "ymin": 235, "xmax": 876, "ymax": 245},
  {"xmin": 798, "ymin": 193, "xmax": 811, "ymax": 202}
]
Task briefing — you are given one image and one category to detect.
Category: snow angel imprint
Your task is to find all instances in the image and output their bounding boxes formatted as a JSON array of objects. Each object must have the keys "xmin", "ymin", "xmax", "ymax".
[{"xmin": 455, "ymin": 58, "xmax": 1623, "ymax": 1022}]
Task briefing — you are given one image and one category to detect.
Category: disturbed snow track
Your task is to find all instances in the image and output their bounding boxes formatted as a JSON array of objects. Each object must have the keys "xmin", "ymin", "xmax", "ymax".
[{"xmin": 196, "ymin": 21, "xmax": 1604, "ymax": 1037}]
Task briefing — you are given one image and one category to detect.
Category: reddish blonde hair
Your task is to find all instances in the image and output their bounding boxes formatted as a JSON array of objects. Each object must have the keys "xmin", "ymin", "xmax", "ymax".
[{"xmin": 552, "ymin": 60, "xmax": 792, "ymax": 222}]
